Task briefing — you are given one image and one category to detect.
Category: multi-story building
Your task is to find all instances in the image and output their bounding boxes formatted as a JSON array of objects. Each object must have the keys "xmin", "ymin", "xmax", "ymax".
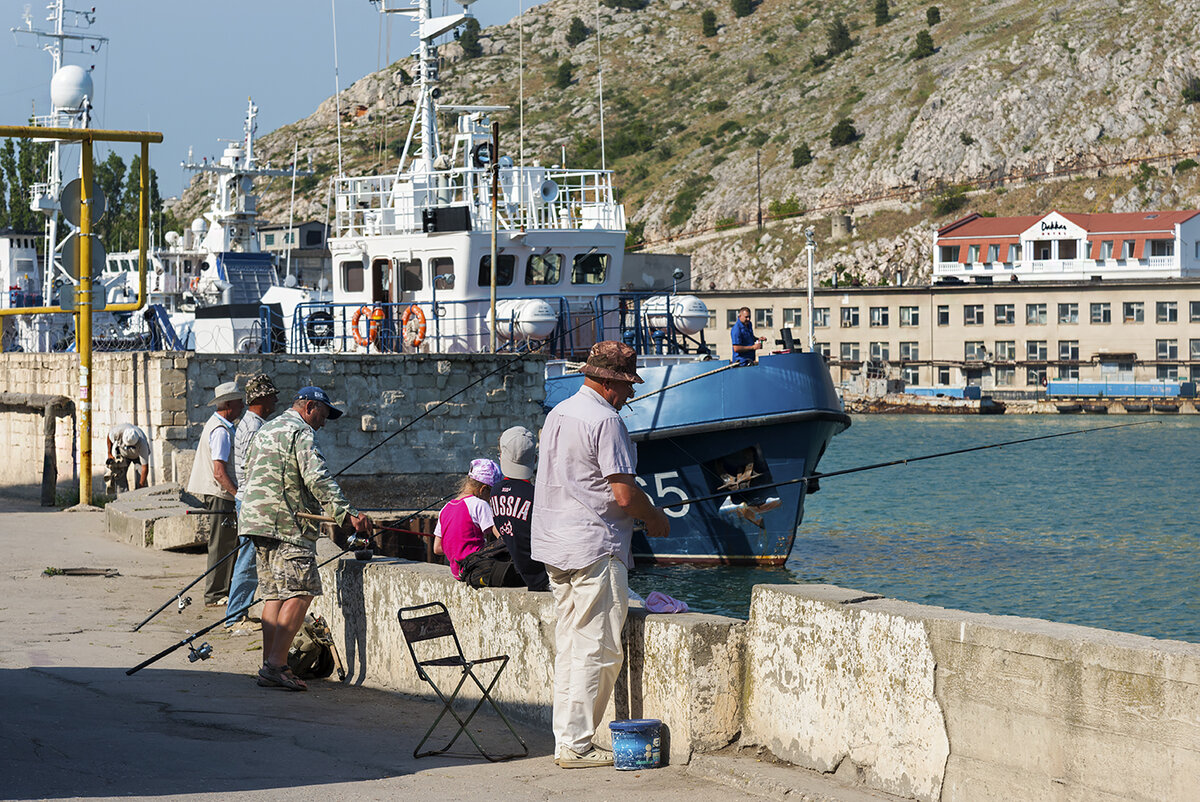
[
  {"xmin": 695, "ymin": 212, "xmax": 1200, "ymax": 395},
  {"xmin": 257, "ymin": 220, "xmax": 330, "ymax": 289}
]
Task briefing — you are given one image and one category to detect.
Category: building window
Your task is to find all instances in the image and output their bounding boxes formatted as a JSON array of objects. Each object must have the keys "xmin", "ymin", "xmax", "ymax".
[
  {"xmin": 1158, "ymin": 365, "xmax": 1180, "ymax": 380},
  {"xmin": 706, "ymin": 310, "xmax": 717, "ymax": 329},
  {"xmin": 1091, "ymin": 302, "xmax": 1111, "ymax": 324},
  {"xmin": 901, "ymin": 366, "xmax": 920, "ymax": 385},
  {"xmin": 1149, "ymin": 239, "xmax": 1175, "ymax": 257},
  {"xmin": 1122, "ymin": 240, "xmax": 1136, "ymax": 259},
  {"xmin": 996, "ymin": 366, "xmax": 1015, "ymax": 386},
  {"xmin": 726, "ymin": 310, "xmax": 738, "ymax": 328},
  {"xmin": 964, "ymin": 304, "xmax": 984, "ymax": 325},
  {"xmin": 964, "ymin": 341, "xmax": 986, "ymax": 360},
  {"xmin": 1123, "ymin": 302, "xmax": 1144, "ymax": 323},
  {"xmin": 869, "ymin": 341, "xmax": 890, "ymax": 361},
  {"xmin": 1008, "ymin": 244, "xmax": 1020, "ymax": 263},
  {"xmin": 783, "ymin": 308, "xmax": 803, "ymax": 328},
  {"xmin": 1156, "ymin": 301, "xmax": 1178, "ymax": 323},
  {"xmin": 869, "ymin": 306, "xmax": 889, "ymax": 327},
  {"xmin": 756, "ymin": 308, "xmax": 774, "ymax": 329},
  {"xmin": 937, "ymin": 366, "xmax": 951, "ymax": 385},
  {"xmin": 987, "ymin": 244, "xmax": 1000, "ymax": 263},
  {"xmin": 937, "ymin": 305, "xmax": 950, "ymax": 326},
  {"xmin": 840, "ymin": 307, "xmax": 859, "ymax": 327},
  {"xmin": 1026, "ymin": 303, "xmax": 1047, "ymax": 325},
  {"xmin": 1027, "ymin": 367, "xmax": 1047, "ymax": 386},
  {"xmin": 900, "ymin": 306, "xmax": 919, "ymax": 327},
  {"xmin": 1033, "ymin": 240, "xmax": 1051, "ymax": 261},
  {"xmin": 815, "ymin": 342, "xmax": 830, "ymax": 357},
  {"xmin": 967, "ymin": 244, "xmax": 980, "ymax": 263},
  {"xmin": 939, "ymin": 245, "xmax": 959, "ymax": 262},
  {"xmin": 1157, "ymin": 339, "xmax": 1179, "ymax": 359},
  {"xmin": 264, "ymin": 233, "xmax": 275, "ymax": 246},
  {"xmin": 899, "ymin": 341, "xmax": 919, "ymax": 360},
  {"xmin": 995, "ymin": 340, "xmax": 1016, "ymax": 360},
  {"xmin": 1057, "ymin": 364, "xmax": 1080, "ymax": 379},
  {"xmin": 1191, "ymin": 301, "xmax": 1200, "ymax": 322},
  {"xmin": 1190, "ymin": 339, "xmax": 1200, "ymax": 361},
  {"xmin": 1027, "ymin": 340, "xmax": 1047, "ymax": 360},
  {"xmin": 1059, "ymin": 340, "xmax": 1079, "ymax": 361},
  {"xmin": 840, "ymin": 342, "xmax": 860, "ymax": 361},
  {"xmin": 814, "ymin": 307, "xmax": 830, "ymax": 327},
  {"xmin": 305, "ymin": 228, "xmax": 324, "ymax": 247},
  {"xmin": 1100, "ymin": 240, "xmax": 1114, "ymax": 260},
  {"xmin": 994, "ymin": 304, "xmax": 1014, "ymax": 325},
  {"xmin": 1058, "ymin": 303, "xmax": 1078, "ymax": 324}
]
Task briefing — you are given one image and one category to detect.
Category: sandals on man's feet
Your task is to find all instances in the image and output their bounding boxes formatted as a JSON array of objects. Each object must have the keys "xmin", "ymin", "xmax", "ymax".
[{"xmin": 257, "ymin": 663, "xmax": 307, "ymax": 691}]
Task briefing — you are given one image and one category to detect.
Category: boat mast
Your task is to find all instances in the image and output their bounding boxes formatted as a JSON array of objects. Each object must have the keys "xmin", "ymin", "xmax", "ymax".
[
  {"xmin": 12, "ymin": 0, "xmax": 108, "ymax": 300},
  {"xmin": 376, "ymin": 0, "xmax": 470, "ymax": 175}
]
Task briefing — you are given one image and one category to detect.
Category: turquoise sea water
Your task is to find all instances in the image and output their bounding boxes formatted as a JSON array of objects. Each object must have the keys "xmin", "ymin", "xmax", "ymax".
[{"xmin": 628, "ymin": 414, "xmax": 1200, "ymax": 644}]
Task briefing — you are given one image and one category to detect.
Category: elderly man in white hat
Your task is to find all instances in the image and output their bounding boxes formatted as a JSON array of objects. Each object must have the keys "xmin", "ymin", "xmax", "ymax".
[{"xmin": 186, "ymin": 381, "xmax": 245, "ymax": 607}]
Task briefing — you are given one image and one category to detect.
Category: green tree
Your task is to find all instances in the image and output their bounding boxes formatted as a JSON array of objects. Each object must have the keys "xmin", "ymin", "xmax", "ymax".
[
  {"xmin": 829, "ymin": 118, "xmax": 857, "ymax": 147},
  {"xmin": 701, "ymin": 9, "xmax": 718, "ymax": 36},
  {"xmin": 825, "ymin": 15, "xmax": 853, "ymax": 57},
  {"xmin": 1, "ymin": 137, "xmax": 50, "ymax": 234},
  {"xmin": 792, "ymin": 143, "xmax": 813, "ymax": 168},
  {"xmin": 112, "ymin": 154, "xmax": 164, "ymax": 252},
  {"xmin": 459, "ymin": 18, "xmax": 482, "ymax": 59},
  {"xmin": 911, "ymin": 29, "xmax": 935, "ymax": 59},
  {"xmin": 554, "ymin": 61, "xmax": 574, "ymax": 90},
  {"xmin": 731, "ymin": 0, "xmax": 754, "ymax": 18},
  {"xmin": 566, "ymin": 17, "xmax": 589, "ymax": 46},
  {"xmin": 93, "ymin": 151, "xmax": 126, "ymax": 251},
  {"xmin": 926, "ymin": 6, "xmax": 940, "ymax": 25},
  {"xmin": 874, "ymin": 0, "xmax": 889, "ymax": 26}
]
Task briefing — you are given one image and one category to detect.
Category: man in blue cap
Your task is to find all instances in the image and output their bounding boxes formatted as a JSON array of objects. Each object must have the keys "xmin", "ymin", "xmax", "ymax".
[{"xmin": 239, "ymin": 385, "xmax": 373, "ymax": 691}]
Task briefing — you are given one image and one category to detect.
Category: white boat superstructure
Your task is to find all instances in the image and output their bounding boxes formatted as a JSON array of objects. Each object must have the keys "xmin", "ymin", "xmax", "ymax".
[{"xmin": 318, "ymin": 0, "xmax": 637, "ymax": 356}]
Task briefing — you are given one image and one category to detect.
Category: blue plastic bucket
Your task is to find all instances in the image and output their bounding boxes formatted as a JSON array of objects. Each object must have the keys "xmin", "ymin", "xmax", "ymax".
[{"xmin": 608, "ymin": 718, "xmax": 662, "ymax": 770}]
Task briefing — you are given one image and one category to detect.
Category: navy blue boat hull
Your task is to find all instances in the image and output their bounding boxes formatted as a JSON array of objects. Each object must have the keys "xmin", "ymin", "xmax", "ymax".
[{"xmin": 544, "ymin": 351, "xmax": 850, "ymax": 566}]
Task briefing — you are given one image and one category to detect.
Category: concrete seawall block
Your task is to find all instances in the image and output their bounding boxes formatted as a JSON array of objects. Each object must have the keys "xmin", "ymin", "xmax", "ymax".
[
  {"xmin": 316, "ymin": 558, "xmax": 743, "ymax": 764},
  {"xmin": 103, "ymin": 484, "xmax": 205, "ymax": 551}
]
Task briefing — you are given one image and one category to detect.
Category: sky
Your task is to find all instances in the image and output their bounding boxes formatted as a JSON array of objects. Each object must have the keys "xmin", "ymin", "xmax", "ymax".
[{"xmin": 0, "ymin": 0, "xmax": 525, "ymax": 198}]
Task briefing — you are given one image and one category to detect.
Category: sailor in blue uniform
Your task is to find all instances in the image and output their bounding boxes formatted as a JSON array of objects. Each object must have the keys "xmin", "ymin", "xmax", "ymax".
[{"xmin": 731, "ymin": 306, "xmax": 764, "ymax": 365}]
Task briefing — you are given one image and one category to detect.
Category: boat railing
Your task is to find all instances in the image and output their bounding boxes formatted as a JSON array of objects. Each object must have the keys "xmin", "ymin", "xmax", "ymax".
[
  {"xmin": 287, "ymin": 296, "xmax": 591, "ymax": 357},
  {"xmin": 594, "ymin": 293, "xmax": 711, "ymax": 357},
  {"xmin": 333, "ymin": 166, "xmax": 624, "ymax": 238}
]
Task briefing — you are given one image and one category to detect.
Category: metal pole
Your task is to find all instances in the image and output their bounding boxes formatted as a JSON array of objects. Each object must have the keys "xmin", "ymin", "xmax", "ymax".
[
  {"xmin": 78, "ymin": 137, "xmax": 94, "ymax": 506},
  {"xmin": 805, "ymin": 227, "xmax": 816, "ymax": 352},
  {"xmin": 756, "ymin": 150, "xmax": 762, "ymax": 232},
  {"xmin": 489, "ymin": 121, "xmax": 499, "ymax": 353}
]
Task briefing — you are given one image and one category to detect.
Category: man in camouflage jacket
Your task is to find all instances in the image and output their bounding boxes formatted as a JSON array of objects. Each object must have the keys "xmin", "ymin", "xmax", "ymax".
[{"xmin": 239, "ymin": 385, "xmax": 372, "ymax": 690}]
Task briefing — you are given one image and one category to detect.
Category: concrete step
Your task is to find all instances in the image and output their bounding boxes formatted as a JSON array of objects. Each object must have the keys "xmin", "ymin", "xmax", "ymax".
[
  {"xmin": 104, "ymin": 484, "xmax": 208, "ymax": 550},
  {"xmin": 687, "ymin": 753, "xmax": 906, "ymax": 802}
]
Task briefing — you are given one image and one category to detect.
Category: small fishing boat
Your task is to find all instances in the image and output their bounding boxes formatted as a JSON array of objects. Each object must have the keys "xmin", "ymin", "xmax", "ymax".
[{"xmin": 1056, "ymin": 403, "xmax": 1082, "ymax": 413}]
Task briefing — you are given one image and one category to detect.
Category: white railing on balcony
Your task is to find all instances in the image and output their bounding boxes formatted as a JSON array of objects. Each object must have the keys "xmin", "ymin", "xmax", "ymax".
[{"xmin": 333, "ymin": 165, "xmax": 625, "ymax": 239}]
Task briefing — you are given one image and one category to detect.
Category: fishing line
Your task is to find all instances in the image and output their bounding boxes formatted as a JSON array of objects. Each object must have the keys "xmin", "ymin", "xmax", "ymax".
[{"xmin": 656, "ymin": 420, "xmax": 1159, "ymax": 509}]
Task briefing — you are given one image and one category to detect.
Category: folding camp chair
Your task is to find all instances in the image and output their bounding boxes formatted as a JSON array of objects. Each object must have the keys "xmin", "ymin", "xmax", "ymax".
[{"xmin": 397, "ymin": 602, "xmax": 529, "ymax": 762}]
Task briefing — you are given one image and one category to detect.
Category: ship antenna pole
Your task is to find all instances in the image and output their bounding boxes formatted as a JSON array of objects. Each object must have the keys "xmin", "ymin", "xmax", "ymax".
[
  {"xmin": 804, "ymin": 226, "xmax": 816, "ymax": 352},
  {"xmin": 595, "ymin": 0, "xmax": 606, "ymax": 169},
  {"xmin": 331, "ymin": 0, "xmax": 344, "ymax": 176},
  {"xmin": 489, "ymin": 122, "xmax": 499, "ymax": 353}
]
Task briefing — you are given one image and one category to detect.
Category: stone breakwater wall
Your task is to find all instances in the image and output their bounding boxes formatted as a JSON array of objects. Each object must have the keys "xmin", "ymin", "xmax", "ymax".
[
  {"xmin": 317, "ymin": 562, "xmax": 1200, "ymax": 802},
  {"xmin": 0, "ymin": 352, "xmax": 546, "ymax": 498}
]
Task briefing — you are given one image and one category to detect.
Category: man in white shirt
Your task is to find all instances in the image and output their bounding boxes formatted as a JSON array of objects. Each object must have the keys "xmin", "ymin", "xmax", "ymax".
[
  {"xmin": 530, "ymin": 341, "xmax": 670, "ymax": 769},
  {"xmin": 186, "ymin": 381, "xmax": 244, "ymax": 607}
]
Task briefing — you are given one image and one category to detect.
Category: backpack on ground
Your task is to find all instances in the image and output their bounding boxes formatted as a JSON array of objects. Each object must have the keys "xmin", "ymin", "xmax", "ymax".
[{"xmin": 287, "ymin": 613, "xmax": 336, "ymax": 680}]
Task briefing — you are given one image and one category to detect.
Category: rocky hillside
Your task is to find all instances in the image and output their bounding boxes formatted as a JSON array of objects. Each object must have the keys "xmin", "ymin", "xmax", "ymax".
[{"xmin": 174, "ymin": 0, "xmax": 1200, "ymax": 289}]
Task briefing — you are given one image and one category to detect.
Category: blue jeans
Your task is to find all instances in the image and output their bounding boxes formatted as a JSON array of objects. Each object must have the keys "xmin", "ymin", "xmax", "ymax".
[{"xmin": 224, "ymin": 500, "xmax": 257, "ymax": 626}]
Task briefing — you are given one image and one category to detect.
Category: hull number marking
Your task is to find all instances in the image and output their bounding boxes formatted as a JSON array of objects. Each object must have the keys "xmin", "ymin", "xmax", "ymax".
[{"xmin": 636, "ymin": 471, "xmax": 691, "ymax": 518}]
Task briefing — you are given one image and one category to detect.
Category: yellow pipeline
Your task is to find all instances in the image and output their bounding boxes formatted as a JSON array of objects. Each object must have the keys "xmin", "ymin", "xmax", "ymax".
[{"xmin": 0, "ymin": 126, "xmax": 161, "ymax": 505}]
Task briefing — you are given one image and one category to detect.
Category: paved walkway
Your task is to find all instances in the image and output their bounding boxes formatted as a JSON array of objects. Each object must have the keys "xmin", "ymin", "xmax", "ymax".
[{"xmin": 0, "ymin": 497, "xmax": 893, "ymax": 802}]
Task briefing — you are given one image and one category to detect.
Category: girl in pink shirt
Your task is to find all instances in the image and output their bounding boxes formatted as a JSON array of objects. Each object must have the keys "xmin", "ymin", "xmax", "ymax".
[{"xmin": 433, "ymin": 459, "xmax": 501, "ymax": 580}]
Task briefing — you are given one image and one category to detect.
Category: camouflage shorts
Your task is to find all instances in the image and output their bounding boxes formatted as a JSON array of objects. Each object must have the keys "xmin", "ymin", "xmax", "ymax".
[{"xmin": 252, "ymin": 538, "xmax": 322, "ymax": 601}]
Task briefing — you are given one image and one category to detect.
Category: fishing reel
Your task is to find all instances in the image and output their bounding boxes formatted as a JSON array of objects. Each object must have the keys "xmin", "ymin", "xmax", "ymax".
[
  {"xmin": 187, "ymin": 642, "xmax": 213, "ymax": 662},
  {"xmin": 346, "ymin": 534, "xmax": 370, "ymax": 551},
  {"xmin": 177, "ymin": 595, "xmax": 192, "ymax": 613}
]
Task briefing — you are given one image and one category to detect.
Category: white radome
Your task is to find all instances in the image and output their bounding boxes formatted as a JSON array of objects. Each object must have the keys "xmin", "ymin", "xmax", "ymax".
[
  {"xmin": 191, "ymin": 217, "xmax": 208, "ymax": 234},
  {"xmin": 50, "ymin": 65, "xmax": 93, "ymax": 111}
]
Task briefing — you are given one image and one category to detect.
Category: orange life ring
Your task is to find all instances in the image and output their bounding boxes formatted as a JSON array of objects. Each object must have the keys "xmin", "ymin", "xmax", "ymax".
[
  {"xmin": 188, "ymin": 276, "xmax": 200, "ymax": 292},
  {"xmin": 351, "ymin": 304, "xmax": 383, "ymax": 347},
  {"xmin": 401, "ymin": 304, "xmax": 427, "ymax": 348}
]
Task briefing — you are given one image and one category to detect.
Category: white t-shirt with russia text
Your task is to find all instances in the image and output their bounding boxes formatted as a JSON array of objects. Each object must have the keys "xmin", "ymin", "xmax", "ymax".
[{"xmin": 530, "ymin": 384, "xmax": 638, "ymax": 571}]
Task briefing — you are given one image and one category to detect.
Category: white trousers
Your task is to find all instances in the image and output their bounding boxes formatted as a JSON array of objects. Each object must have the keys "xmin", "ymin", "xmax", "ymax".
[{"xmin": 547, "ymin": 555, "xmax": 629, "ymax": 753}]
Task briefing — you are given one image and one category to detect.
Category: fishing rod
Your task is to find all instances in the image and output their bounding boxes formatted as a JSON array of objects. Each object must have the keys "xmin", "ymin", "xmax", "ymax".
[
  {"xmin": 654, "ymin": 420, "xmax": 1158, "ymax": 510},
  {"xmin": 131, "ymin": 520, "xmax": 245, "ymax": 632},
  {"xmin": 126, "ymin": 492, "xmax": 455, "ymax": 676}
]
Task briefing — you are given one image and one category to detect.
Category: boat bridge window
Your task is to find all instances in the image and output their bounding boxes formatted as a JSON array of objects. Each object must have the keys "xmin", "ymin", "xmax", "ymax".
[
  {"xmin": 571, "ymin": 252, "xmax": 608, "ymax": 285},
  {"xmin": 342, "ymin": 260, "xmax": 365, "ymax": 293},
  {"xmin": 526, "ymin": 253, "xmax": 562, "ymax": 285},
  {"xmin": 432, "ymin": 257, "xmax": 455, "ymax": 290},
  {"xmin": 184, "ymin": 260, "xmax": 194, "ymax": 274},
  {"xmin": 478, "ymin": 254, "xmax": 515, "ymax": 286},
  {"xmin": 398, "ymin": 258, "xmax": 423, "ymax": 292}
]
